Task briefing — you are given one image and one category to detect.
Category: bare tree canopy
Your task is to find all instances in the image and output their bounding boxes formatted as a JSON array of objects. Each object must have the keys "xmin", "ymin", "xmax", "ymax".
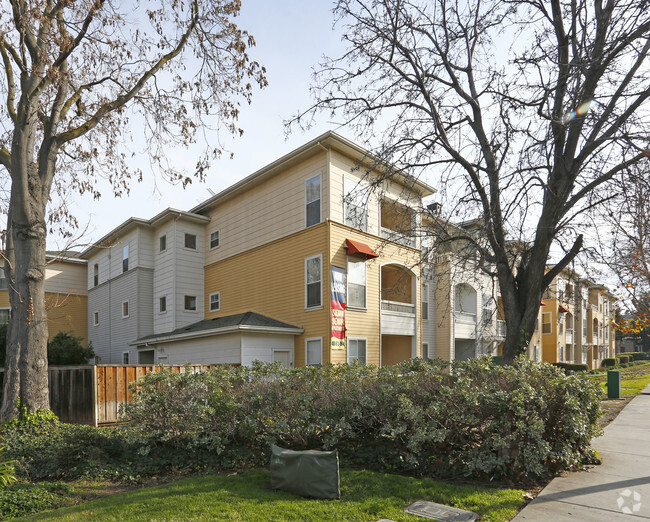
[
  {"xmin": 0, "ymin": 0, "xmax": 266, "ymax": 419},
  {"xmin": 292, "ymin": 0, "xmax": 650, "ymax": 363}
]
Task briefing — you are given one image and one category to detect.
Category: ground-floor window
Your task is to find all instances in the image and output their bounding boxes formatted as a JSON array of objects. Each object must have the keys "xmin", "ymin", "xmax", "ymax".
[
  {"xmin": 305, "ymin": 337, "xmax": 322, "ymax": 366},
  {"xmin": 347, "ymin": 338, "xmax": 367, "ymax": 364}
]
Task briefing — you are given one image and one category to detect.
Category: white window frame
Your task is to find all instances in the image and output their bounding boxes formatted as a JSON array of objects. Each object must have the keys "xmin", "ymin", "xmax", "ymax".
[
  {"xmin": 122, "ymin": 300, "xmax": 129, "ymax": 318},
  {"xmin": 305, "ymin": 337, "xmax": 323, "ymax": 366},
  {"xmin": 347, "ymin": 257, "xmax": 367, "ymax": 310},
  {"xmin": 0, "ymin": 271, "xmax": 6, "ymax": 290},
  {"xmin": 0, "ymin": 308, "xmax": 9, "ymax": 325},
  {"xmin": 347, "ymin": 337, "xmax": 367, "ymax": 364},
  {"xmin": 305, "ymin": 173, "xmax": 322, "ymax": 228},
  {"xmin": 122, "ymin": 244, "xmax": 129, "ymax": 272},
  {"xmin": 159, "ymin": 234, "xmax": 167, "ymax": 252},
  {"xmin": 93, "ymin": 310, "xmax": 99, "ymax": 326},
  {"xmin": 542, "ymin": 312, "xmax": 552, "ymax": 335},
  {"xmin": 209, "ymin": 292, "xmax": 221, "ymax": 312},
  {"xmin": 422, "ymin": 283, "xmax": 429, "ymax": 320},
  {"xmin": 210, "ymin": 229, "xmax": 220, "ymax": 250},
  {"xmin": 122, "ymin": 352, "xmax": 130, "ymax": 364},
  {"xmin": 159, "ymin": 295, "xmax": 167, "ymax": 313},
  {"xmin": 422, "ymin": 342, "xmax": 430, "ymax": 359},
  {"xmin": 184, "ymin": 295, "xmax": 197, "ymax": 311},
  {"xmin": 93, "ymin": 263, "xmax": 98, "ymax": 287},
  {"xmin": 305, "ymin": 254, "xmax": 323, "ymax": 309},
  {"xmin": 184, "ymin": 233, "xmax": 197, "ymax": 250}
]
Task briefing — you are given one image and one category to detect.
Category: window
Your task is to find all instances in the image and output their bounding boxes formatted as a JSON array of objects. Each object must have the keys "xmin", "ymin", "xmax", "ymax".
[
  {"xmin": 122, "ymin": 245, "xmax": 129, "ymax": 272},
  {"xmin": 0, "ymin": 270, "xmax": 6, "ymax": 290},
  {"xmin": 209, "ymin": 292, "xmax": 220, "ymax": 312},
  {"xmin": 305, "ymin": 255, "xmax": 322, "ymax": 308},
  {"xmin": 533, "ymin": 344, "xmax": 539, "ymax": 362},
  {"xmin": 0, "ymin": 309, "xmax": 9, "ymax": 325},
  {"xmin": 122, "ymin": 301, "xmax": 129, "ymax": 318},
  {"xmin": 306, "ymin": 338, "xmax": 322, "ymax": 366},
  {"xmin": 542, "ymin": 312, "xmax": 552, "ymax": 334},
  {"xmin": 347, "ymin": 257, "xmax": 367, "ymax": 309},
  {"xmin": 558, "ymin": 314, "xmax": 564, "ymax": 334},
  {"xmin": 159, "ymin": 235, "xmax": 167, "ymax": 252},
  {"xmin": 93, "ymin": 263, "xmax": 98, "ymax": 287},
  {"xmin": 422, "ymin": 342, "xmax": 430, "ymax": 359},
  {"xmin": 347, "ymin": 338, "xmax": 367, "ymax": 364},
  {"xmin": 122, "ymin": 352, "xmax": 129, "ymax": 364},
  {"xmin": 422, "ymin": 284, "xmax": 429, "ymax": 320},
  {"xmin": 344, "ymin": 177, "xmax": 368, "ymax": 231},
  {"xmin": 305, "ymin": 174, "xmax": 321, "ymax": 227},
  {"xmin": 583, "ymin": 315, "xmax": 588, "ymax": 337},
  {"xmin": 559, "ymin": 345, "xmax": 564, "ymax": 362},
  {"xmin": 159, "ymin": 296, "xmax": 167, "ymax": 313},
  {"xmin": 210, "ymin": 230, "xmax": 220, "ymax": 249},
  {"xmin": 93, "ymin": 311, "xmax": 99, "ymax": 326},
  {"xmin": 184, "ymin": 233, "xmax": 197, "ymax": 250},
  {"xmin": 184, "ymin": 295, "xmax": 197, "ymax": 311}
]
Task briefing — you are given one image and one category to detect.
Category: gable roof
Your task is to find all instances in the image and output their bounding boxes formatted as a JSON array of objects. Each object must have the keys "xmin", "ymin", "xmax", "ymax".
[
  {"xmin": 191, "ymin": 131, "xmax": 436, "ymax": 215},
  {"xmin": 130, "ymin": 312, "xmax": 303, "ymax": 346}
]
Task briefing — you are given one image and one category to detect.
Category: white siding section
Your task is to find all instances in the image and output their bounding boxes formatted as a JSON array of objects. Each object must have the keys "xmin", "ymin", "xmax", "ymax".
[
  {"xmin": 153, "ymin": 221, "xmax": 177, "ymax": 334},
  {"xmin": 148, "ymin": 333, "xmax": 241, "ymax": 365},
  {"xmin": 381, "ymin": 312, "xmax": 416, "ymax": 335},
  {"xmin": 204, "ymin": 152, "xmax": 328, "ymax": 266},
  {"xmin": 241, "ymin": 333, "xmax": 294, "ymax": 366},
  {"xmin": 174, "ymin": 221, "xmax": 205, "ymax": 329},
  {"xmin": 421, "ymin": 268, "xmax": 436, "ymax": 357},
  {"xmin": 44, "ymin": 261, "xmax": 87, "ymax": 295}
]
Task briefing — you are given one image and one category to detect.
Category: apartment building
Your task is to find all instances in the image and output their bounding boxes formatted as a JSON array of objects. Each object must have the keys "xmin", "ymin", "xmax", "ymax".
[
  {"xmin": 81, "ymin": 132, "xmax": 435, "ymax": 367},
  {"xmin": 0, "ymin": 252, "xmax": 88, "ymax": 343},
  {"xmin": 539, "ymin": 268, "xmax": 616, "ymax": 369},
  {"xmin": 420, "ymin": 218, "xmax": 504, "ymax": 362}
]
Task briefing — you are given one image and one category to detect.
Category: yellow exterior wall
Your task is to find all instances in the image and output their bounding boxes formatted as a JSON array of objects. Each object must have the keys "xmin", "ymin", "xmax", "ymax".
[
  {"xmin": 0, "ymin": 291, "xmax": 8, "ymax": 309},
  {"xmin": 434, "ymin": 260, "xmax": 453, "ymax": 361},
  {"xmin": 382, "ymin": 335, "xmax": 413, "ymax": 366},
  {"xmin": 45, "ymin": 293, "xmax": 88, "ymax": 343},
  {"xmin": 541, "ymin": 301, "xmax": 558, "ymax": 363},
  {"xmin": 204, "ymin": 222, "xmax": 330, "ymax": 368}
]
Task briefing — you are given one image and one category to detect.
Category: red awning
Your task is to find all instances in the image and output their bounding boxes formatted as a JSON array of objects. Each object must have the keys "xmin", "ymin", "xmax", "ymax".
[
  {"xmin": 540, "ymin": 300, "xmax": 547, "ymax": 306},
  {"xmin": 558, "ymin": 304, "xmax": 570, "ymax": 313},
  {"xmin": 345, "ymin": 239, "xmax": 379, "ymax": 260}
]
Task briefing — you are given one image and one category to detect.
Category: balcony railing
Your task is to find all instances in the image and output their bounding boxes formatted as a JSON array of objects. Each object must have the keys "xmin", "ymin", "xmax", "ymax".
[
  {"xmin": 381, "ymin": 227, "xmax": 416, "ymax": 248},
  {"xmin": 566, "ymin": 329, "xmax": 573, "ymax": 345},
  {"xmin": 381, "ymin": 300, "xmax": 415, "ymax": 315},
  {"xmin": 496, "ymin": 320, "xmax": 506, "ymax": 337},
  {"xmin": 454, "ymin": 311, "xmax": 477, "ymax": 323}
]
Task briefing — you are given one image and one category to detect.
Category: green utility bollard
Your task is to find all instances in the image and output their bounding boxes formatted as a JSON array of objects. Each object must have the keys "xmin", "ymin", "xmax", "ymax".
[{"xmin": 607, "ymin": 370, "xmax": 621, "ymax": 399}]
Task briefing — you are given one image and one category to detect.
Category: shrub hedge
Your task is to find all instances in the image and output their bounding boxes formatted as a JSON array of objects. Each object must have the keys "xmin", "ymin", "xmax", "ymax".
[
  {"xmin": 618, "ymin": 356, "xmax": 630, "ymax": 365},
  {"xmin": 551, "ymin": 362, "xmax": 589, "ymax": 372},
  {"xmin": 1, "ymin": 358, "xmax": 602, "ymax": 484},
  {"xmin": 618, "ymin": 352, "xmax": 650, "ymax": 361},
  {"xmin": 601, "ymin": 358, "xmax": 617, "ymax": 368}
]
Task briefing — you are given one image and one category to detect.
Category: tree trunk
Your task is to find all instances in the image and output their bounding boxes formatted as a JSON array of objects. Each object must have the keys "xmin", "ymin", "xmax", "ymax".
[{"xmin": 1, "ymin": 216, "xmax": 50, "ymax": 420}]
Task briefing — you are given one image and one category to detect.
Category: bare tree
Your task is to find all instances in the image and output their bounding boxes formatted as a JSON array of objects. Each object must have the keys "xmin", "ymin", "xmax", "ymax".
[
  {"xmin": 291, "ymin": 0, "xmax": 650, "ymax": 363},
  {"xmin": 593, "ymin": 163, "xmax": 650, "ymax": 336},
  {"xmin": 0, "ymin": 0, "xmax": 266, "ymax": 419}
]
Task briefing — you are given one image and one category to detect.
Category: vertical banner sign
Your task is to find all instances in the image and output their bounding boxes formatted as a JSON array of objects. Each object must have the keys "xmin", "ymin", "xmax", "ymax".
[{"xmin": 331, "ymin": 266, "xmax": 346, "ymax": 350}]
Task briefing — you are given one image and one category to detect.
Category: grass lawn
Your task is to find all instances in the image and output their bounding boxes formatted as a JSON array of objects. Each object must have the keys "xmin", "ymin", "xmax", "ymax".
[
  {"xmin": 18, "ymin": 469, "xmax": 526, "ymax": 521},
  {"xmin": 591, "ymin": 361, "xmax": 650, "ymax": 397}
]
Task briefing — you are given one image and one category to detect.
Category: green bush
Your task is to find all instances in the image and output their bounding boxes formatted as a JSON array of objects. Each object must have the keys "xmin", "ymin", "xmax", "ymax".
[
  {"xmin": 0, "ymin": 329, "xmax": 95, "ymax": 367},
  {"xmin": 618, "ymin": 352, "xmax": 649, "ymax": 361},
  {"xmin": 618, "ymin": 356, "xmax": 630, "ymax": 365},
  {"xmin": 119, "ymin": 358, "xmax": 601, "ymax": 482},
  {"xmin": 552, "ymin": 362, "xmax": 589, "ymax": 372},
  {"xmin": 601, "ymin": 358, "xmax": 617, "ymax": 368},
  {"xmin": 47, "ymin": 332, "xmax": 95, "ymax": 365},
  {"xmin": 0, "ymin": 482, "xmax": 72, "ymax": 519}
]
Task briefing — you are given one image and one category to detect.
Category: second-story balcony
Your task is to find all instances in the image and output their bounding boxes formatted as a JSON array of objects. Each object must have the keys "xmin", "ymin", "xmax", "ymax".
[
  {"xmin": 381, "ymin": 198, "xmax": 417, "ymax": 249},
  {"xmin": 566, "ymin": 329, "xmax": 574, "ymax": 345},
  {"xmin": 381, "ymin": 264, "xmax": 416, "ymax": 336},
  {"xmin": 381, "ymin": 227, "xmax": 416, "ymax": 248},
  {"xmin": 497, "ymin": 319, "xmax": 506, "ymax": 338}
]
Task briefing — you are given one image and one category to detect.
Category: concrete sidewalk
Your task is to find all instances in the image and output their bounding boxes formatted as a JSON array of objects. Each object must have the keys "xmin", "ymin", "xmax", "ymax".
[{"xmin": 513, "ymin": 384, "xmax": 650, "ymax": 521}]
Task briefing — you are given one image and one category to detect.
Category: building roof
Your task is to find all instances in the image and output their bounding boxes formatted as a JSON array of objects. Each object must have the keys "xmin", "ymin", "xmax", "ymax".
[
  {"xmin": 191, "ymin": 131, "xmax": 436, "ymax": 215},
  {"xmin": 130, "ymin": 312, "xmax": 304, "ymax": 346},
  {"xmin": 80, "ymin": 208, "xmax": 210, "ymax": 259}
]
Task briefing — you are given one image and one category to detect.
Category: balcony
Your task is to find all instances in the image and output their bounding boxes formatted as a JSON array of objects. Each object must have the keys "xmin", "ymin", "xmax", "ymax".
[
  {"xmin": 566, "ymin": 329, "xmax": 573, "ymax": 345},
  {"xmin": 455, "ymin": 311, "xmax": 477, "ymax": 323},
  {"xmin": 380, "ymin": 300, "xmax": 415, "ymax": 335},
  {"xmin": 381, "ymin": 227, "xmax": 416, "ymax": 248},
  {"xmin": 497, "ymin": 320, "xmax": 506, "ymax": 338}
]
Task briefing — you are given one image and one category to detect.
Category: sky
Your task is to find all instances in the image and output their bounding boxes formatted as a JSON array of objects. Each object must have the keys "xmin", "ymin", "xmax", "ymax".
[{"xmin": 58, "ymin": 0, "xmax": 353, "ymax": 250}]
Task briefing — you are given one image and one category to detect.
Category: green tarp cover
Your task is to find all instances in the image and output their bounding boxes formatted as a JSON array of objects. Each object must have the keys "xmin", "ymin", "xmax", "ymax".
[{"xmin": 270, "ymin": 444, "xmax": 340, "ymax": 499}]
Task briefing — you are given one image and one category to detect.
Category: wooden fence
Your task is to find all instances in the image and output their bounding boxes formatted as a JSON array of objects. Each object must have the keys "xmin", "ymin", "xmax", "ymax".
[{"xmin": 0, "ymin": 364, "xmax": 213, "ymax": 426}]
